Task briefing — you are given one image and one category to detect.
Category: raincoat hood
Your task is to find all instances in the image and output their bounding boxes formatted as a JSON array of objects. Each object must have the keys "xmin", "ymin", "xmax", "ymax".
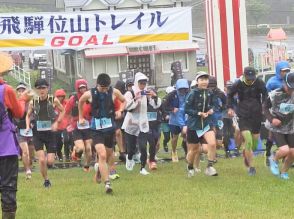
[
  {"xmin": 175, "ymin": 79, "xmax": 189, "ymax": 90},
  {"xmin": 133, "ymin": 72, "xmax": 148, "ymax": 92},
  {"xmin": 75, "ymin": 79, "xmax": 88, "ymax": 93},
  {"xmin": 275, "ymin": 61, "xmax": 290, "ymax": 79},
  {"xmin": 55, "ymin": 89, "xmax": 66, "ymax": 97}
]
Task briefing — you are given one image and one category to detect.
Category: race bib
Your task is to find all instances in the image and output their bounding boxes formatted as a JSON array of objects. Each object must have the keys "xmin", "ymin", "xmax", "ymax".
[
  {"xmin": 93, "ymin": 117, "xmax": 113, "ymax": 130},
  {"xmin": 19, "ymin": 129, "xmax": 33, "ymax": 137},
  {"xmin": 147, "ymin": 112, "xmax": 157, "ymax": 122},
  {"xmin": 217, "ymin": 120, "xmax": 224, "ymax": 130},
  {"xmin": 36, "ymin": 121, "xmax": 52, "ymax": 131},
  {"xmin": 196, "ymin": 125, "xmax": 210, "ymax": 138},
  {"xmin": 279, "ymin": 103, "xmax": 294, "ymax": 115},
  {"xmin": 77, "ymin": 120, "xmax": 90, "ymax": 130}
]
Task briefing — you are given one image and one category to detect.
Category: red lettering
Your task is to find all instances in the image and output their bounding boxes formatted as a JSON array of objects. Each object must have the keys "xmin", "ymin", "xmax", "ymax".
[
  {"xmin": 85, "ymin": 35, "xmax": 98, "ymax": 46},
  {"xmin": 51, "ymin": 36, "xmax": 65, "ymax": 47},
  {"xmin": 102, "ymin": 35, "xmax": 113, "ymax": 45},
  {"xmin": 69, "ymin": 36, "xmax": 83, "ymax": 46}
]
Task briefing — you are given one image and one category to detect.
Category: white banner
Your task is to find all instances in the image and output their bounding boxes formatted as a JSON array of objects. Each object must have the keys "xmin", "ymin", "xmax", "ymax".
[{"xmin": 0, "ymin": 7, "xmax": 192, "ymax": 50}]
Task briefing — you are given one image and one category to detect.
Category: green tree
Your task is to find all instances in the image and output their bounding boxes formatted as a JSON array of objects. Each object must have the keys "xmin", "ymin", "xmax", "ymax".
[{"xmin": 246, "ymin": 0, "xmax": 271, "ymax": 26}]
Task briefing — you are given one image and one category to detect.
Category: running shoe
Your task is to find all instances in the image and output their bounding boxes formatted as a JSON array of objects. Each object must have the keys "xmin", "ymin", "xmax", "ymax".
[
  {"xmin": 269, "ymin": 157, "xmax": 280, "ymax": 176},
  {"xmin": 118, "ymin": 153, "xmax": 126, "ymax": 162},
  {"xmin": 109, "ymin": 170, "xmax": 120, "ymax": 180},
  {"xmin": 105, "ymin": 182, "xmax": 113, "ymax": 194},
  {"xmin": 140, "ymin": 168, "xmax": 150, "ymax": 175},
  {"xmin": 94, "ymin": 163, "xmax": 102, "ymax": 184},
  {"xmin": 149, "ymin": 161, "xmax": 157, "ymax": 170},
  {"xmin": 171, "ymin": 151, "xmax": 179, "ymax": 162},
  {"xmin": 43, "ymin": 179, "xmax": 51, "ymax": 188},
  {"xmin": 187, "ymin": 165, "xmax": 195, "ymax": 178},
  {"xmin": 248, "ymin": 167, "xmax": 256, "ymax": 176},
  {"xmin": 280, "ymin": 172, "xmax": 289, "ymax": 180},
  {"xmin": 264, "ymin": 151, "xmax": 270, "ymax": 167},
  {"xmin": 243, "ymin": 150, "xmax": 250, "ymax": 168},
  {"xmin": 205, "ymin": 166, "xmax": 218, "ymax": 176},
  {"xmin": 126, "ymin": 157, "xmax": 135, "ymax": 171},
  {"xmin": 26, "ymin": 170, "xmax": 32, "ymax": 180}
]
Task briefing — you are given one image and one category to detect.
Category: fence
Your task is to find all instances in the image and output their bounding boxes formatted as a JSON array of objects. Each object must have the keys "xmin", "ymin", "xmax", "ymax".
[{"xmin": 10, "ymin": 64, "xmax": 31, "ymax": 88}]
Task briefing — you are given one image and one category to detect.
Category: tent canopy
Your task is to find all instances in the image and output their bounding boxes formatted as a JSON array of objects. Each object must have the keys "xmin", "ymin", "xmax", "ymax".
[{"xmin": 267, "ymin": 28, "xmax": 287, "ymax": 41}]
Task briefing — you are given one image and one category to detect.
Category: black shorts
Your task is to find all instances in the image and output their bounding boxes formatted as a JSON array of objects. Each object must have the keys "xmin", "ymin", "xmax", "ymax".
[
  {"xmin": 91, "ymin": 130, "xmax": 115, "ymax": 149},
  {"xmin": 33, "ymin": 131, "xmax": 56, "ymax": 153},
  {"xmin": 169, "ymin": 125, "xmax": 183, "ymax": 135},
  {"xmin": 187, "ymin": 129, "xmax": 202, "ymax": 144},
  {"xmin": 272, "ymin": 132, "xmax": 294, "ymax": 148},
  {"xmin": 73, "ymin": 128, "xmax": 92, "ymax": 142},
  {"xmin": 238, "ymin": 117, "xmax": 261, "ymax": 134},
  {"xmin": 115, "ymin": 119, "xmax": 124, "ymax": 130}
]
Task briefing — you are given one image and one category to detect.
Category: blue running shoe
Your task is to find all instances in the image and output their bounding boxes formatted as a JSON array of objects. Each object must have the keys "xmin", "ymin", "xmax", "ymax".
[
  {"xmin": 269, "ymin": 157, "xmax": 280, "ymax": 176},
  {"xmin": 280, "ymin": 172, "xmax": 289, "ymax": 180}
]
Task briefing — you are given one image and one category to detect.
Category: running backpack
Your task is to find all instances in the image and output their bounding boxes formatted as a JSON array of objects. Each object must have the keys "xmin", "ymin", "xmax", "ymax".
[
  {"xmin": 33, "ymin": 95, "xmax": 56, "ymax": 121},
  {"xmin": 0, "ymin": 85, "xmax": 6, "ymax": 129}
]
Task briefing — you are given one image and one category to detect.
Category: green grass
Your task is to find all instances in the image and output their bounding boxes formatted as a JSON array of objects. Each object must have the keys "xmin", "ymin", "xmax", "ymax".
[{"xmin": 17, "ymin": 154, "xmax": 294, "ymax": 219}]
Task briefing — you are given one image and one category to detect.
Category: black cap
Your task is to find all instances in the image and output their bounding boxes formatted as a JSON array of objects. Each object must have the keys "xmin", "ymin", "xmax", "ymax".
[
  {"xmin": 34, "ymin": 78, "xmax": 49, "ymax": 88},
  {"xmin": 126, "ymin": 78, "xmax": 134, "ymax": 86},
  {"xmin": 244, "ymin": 66, "xmax": 256, "ymax": 80},
  {"xmin": 16, "ymin": 82, "xmax": 27, "ymax": 90},
  {"xmin": 284, "ymin": 72, "xmax": 294, "ymax": 89}
]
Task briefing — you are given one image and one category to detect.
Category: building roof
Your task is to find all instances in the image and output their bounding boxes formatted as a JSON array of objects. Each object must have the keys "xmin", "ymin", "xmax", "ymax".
[
  {"xmin": 267, "ymin": 28, "xmax": 287, "ymax": 41},
  {"xmin": 62, "ymin": 0, "xmax": 92, "ymax": 8}
]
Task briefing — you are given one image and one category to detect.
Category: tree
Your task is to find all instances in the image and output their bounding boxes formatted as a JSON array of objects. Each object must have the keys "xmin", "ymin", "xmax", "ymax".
[{"xmin": 246, "ymin": 0, "xmax": 271, "ymax": 26}]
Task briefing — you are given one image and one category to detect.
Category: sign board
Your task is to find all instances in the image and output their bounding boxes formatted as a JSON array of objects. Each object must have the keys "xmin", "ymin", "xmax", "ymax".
[{"xmin": 0, "ymin": 7, "xmax": 192, "ymax": 50}]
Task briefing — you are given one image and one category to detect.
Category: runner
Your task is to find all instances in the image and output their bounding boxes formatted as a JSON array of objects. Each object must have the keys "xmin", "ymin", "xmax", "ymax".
[
  {"xmin": 147, "ymin": 88, "xmax": 162, "ymax": 170},
  {"xmin": 26, "ymin": 78, "xmax": 65, "ymax": 187},
  {"xmin": 264, "ymin": 72, "xmax": 294, "ymax": 179},
  {"xmin": 163, "ymin": 79, "xmax": 189, "ymax": 162},
  {"xmin": 54, "ymin": 89, "xmax": 70, "ymax": 162},
  {"xmin": 185, "ymin": 72, "xmax": 218, "ymax": 177},
  {"xmin": 15, "ymin": 83, "xmax": 33, "ymax": 179},
  {"xmin": 122, "ymin": 72, "xmax": 161, "ymax": 175},
  {"xmin": 79, "ymin": 73, "xmax": 125, "ymax": 194},
  {"xmin": 265, "ymin": 61, "xmax": 291, "ymax": 166},
  {"xmin": 65, "ymin": 79, "xmax": 92, "ymax": 172},
  {"xmin": 0, "ymin": 52, "xmax": 32, "ymax": 219},
  {"xmin": 160, "ymin": 86, "xmax": 175, "ymax": 153},
  {"xmin": 228, "ymin": 67, "xmax": 267, "ymax": 176}
]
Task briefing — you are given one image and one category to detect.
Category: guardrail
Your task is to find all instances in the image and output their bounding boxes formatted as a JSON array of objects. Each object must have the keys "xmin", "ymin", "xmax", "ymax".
[{"xmin": 10, "ymin": 64, "xmax": 31, "ymax": 88}]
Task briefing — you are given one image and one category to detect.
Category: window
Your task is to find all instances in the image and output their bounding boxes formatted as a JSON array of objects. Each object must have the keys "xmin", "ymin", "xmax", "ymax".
[
  {"xmin": 53, "ymin": 50, "xmax": 66, "ymax": 73},
  {"xmin": 161, "ymin": 52, "xmax": 188, "ymax": 73},
  {"xmin": 92, "ymin": 57, "xmax": 120, "ymax": 79}
]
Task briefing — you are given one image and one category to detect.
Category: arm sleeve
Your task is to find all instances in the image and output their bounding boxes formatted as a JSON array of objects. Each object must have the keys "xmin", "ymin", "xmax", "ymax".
[
  {"xmin": 4, "ymin": 85, "xmax": 25, "ymax": 119},
  {"xmin": 263, "ymin": 96, "xmax": 274, "ymax": 122},
  {"xmin": 227, "ymin": 81, "xmax": 238, "ymax": 109},
  {"xmin": 149, "ymin": 97, "xmax": 162, "ymax": 109}
]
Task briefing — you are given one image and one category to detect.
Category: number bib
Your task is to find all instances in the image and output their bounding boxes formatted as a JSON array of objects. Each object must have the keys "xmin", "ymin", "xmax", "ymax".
[
  {"xmin": 279, "ymin": 103, "xmax": 294, "ymax": 115},
  {"xmin": 36, "ymin": 121, "xmax": 52, "ymax": 131},
  {"xmin": 196, "ymin": 125, "xmax": 210, "ymax": 138},
  {"xmin": 19, "ymin": 129, "xmax": 33, "ymax": 137},
  {"xmin": 93, "ymin": 117, "xmax": 113, "ymax": 130},
  {"xmin": 77, "ymin": 120, "xmax": 90, "ymax": 130},
  {"xmin": 147, "ymin": 112, "xmax": 157, "ymax": 122}
]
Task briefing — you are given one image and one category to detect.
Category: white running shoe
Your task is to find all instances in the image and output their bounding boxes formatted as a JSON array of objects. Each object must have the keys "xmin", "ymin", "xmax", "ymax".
[
  {"xmin": 139, "ymin": 168, "xmax": 150, "ymax": 175},
  {"xmin": 205, "ymin": 166, "xmax": 218, "ymax": 176},
  {"xmin": 187, "ymin": 169, "xmax": 195, "ymax": 178},
  {"xmin": 26, "ymin": 170, "xmax": 32, "ymax": 180},
  {"xmin": 94, "ymin": 163, "xmax": 99, "ymax": 172},
  {"xmin": 126, "ymin": 158, "xmax": 135, "ymax": 171}
]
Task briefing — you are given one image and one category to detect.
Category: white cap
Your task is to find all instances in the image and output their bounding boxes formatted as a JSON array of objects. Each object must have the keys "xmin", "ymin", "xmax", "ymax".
[
  {"xmin": 165, "ymin": 86, "xmax": 175, "ymax": 94},
  {"xmin": 195, "ymin": 71, "xmax": 209, "ymax": 81}
]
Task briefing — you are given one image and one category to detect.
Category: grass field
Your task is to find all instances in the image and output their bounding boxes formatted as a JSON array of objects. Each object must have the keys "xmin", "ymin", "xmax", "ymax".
[{"xmin": 16, "ymin": 152, "xmax": 294, "ymax": 219}]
